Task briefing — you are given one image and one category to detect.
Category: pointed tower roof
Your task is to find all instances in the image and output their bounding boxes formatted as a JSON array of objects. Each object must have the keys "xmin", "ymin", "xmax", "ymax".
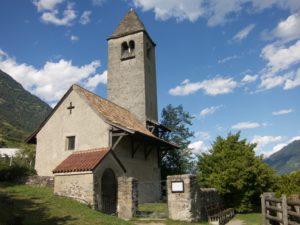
[{"xmin": 108, "ymin": 9, "xmax": 155, "ymax": 45}]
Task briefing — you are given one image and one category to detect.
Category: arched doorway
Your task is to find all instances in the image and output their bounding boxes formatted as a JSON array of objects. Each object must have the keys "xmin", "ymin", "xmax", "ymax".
[{"xmin": 101, "ymin": 168, "xmax": 117, "ymax": 214}]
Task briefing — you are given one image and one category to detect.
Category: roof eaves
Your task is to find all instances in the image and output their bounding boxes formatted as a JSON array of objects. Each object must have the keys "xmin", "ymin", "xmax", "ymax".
[{"xmin": 74, "ymin": 86, "xmax": 136, "ymax": 135}]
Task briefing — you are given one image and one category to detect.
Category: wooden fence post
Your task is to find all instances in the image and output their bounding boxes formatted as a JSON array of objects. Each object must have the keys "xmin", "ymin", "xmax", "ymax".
[
  {"xmin": 261, "ymin": 194, "xmax": 266, "ymax": 225},
  {"xmin": 282, "ymin": 194, "xmax": 288, "ymax": 225}
]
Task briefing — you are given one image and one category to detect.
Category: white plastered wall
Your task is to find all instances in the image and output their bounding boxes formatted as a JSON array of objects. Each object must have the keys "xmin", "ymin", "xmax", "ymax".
[
  {"xmin": 35, "ymin": 90, "xmax": 110, "ymax": 176},
  {"xmin": 113, "ymin": 136, "xmax": 161, "ymax": 203}
]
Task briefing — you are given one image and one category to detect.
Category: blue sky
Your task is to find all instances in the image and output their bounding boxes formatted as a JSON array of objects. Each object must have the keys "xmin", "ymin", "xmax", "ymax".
[{"xmin": 0, "ymin": 0, "xmax": 300, "ymax": 157}]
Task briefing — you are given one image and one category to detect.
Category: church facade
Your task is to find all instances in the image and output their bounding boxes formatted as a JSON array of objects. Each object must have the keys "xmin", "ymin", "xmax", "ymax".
[{"xmin": 27, "ymin": 10, "xmax": 176, "ymax": 213}]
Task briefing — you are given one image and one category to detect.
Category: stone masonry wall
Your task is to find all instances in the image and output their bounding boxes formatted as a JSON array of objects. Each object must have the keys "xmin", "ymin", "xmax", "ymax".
[
  {"xmin": 117, "ymin": 176, "xmax": 138, "ymax": 220},
  {"xmin": 24, "ymin": 175, "xmax": 54, "ymax": 187},
  {"xmin": 167, "ymin": 174, "xmax": 221, "ymax": 222},
  {"xmin": 107, "ymin": 32, "xmax": 158, "ymax": 124},
  {"xmin": 54, "ymin": 172, "xmax": 94, "ymax": 207}
]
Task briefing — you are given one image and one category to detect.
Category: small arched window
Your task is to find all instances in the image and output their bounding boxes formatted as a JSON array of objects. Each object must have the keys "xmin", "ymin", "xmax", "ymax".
[
  {"xmin": 121, "ymin": 40, "xmax": 135, "ymax": 60},
  {"xmin": 129, "ymin": 40, "xmax": 135, "ymax": 53},
  {"xmin": 121, "ymin": 42, "xmax": 129, "ymax": 54}
]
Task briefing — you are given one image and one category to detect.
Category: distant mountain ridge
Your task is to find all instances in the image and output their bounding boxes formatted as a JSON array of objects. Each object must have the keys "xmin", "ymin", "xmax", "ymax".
[
  {"xmin": 0, "ymin": 69, "xmax": 51, "ymax": 141},
  {"xmin": 265, "ymin": 140, "xmax": 300, "ymax": 175}
]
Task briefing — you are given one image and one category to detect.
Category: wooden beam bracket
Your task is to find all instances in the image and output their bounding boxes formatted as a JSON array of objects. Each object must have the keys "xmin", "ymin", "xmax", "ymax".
[
  {"xmin": 131, "ymin": 140, "xmax": 142, "ymax": 158},
  {"xmin": 144, "ymin": 145, "xmax": 153, "ymax": 160},
  {"xmin": 112, "ymin": 135, "xmax": 124, "ymax": 150}
]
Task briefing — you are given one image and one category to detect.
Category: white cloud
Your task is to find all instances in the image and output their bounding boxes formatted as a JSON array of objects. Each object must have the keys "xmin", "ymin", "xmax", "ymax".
[
  {"xmin": 188, "ymin": 140, "xmax": 208, "ymax": 154},
  {"xmin": 70, "ymin": 35, "xmax": 79, "ymax": 42},
  {"xmin": 290, "ymin": 136, "xmax": 300, "ymax": 142},
  {"xmin": 40, "ymin": 3, "xmax": 76, "ymax": 26},
  {"xmin": 218, "ymin": 55, "xmax": 239, "ymax": 64},
  {"xmin": 33, "ymin": 0, "xmax": 64, "ymax": 11},
  {"xmin": 169, "ymin": 77, "xmax": 237, "ymax": 96},
  {"xmin": 258, "ymin": 69, "xmax": 300, "ymax": 91},
  {"xmin": 33, "ymin": 0, "xmax": 77, "ymax": 26},
  {"xmin": 195, "ymin": 77, "xmax": 237, "ymax": 95},
  {"xmin": 271, "ymin": 143, "xmax": 287, "ymax": 154},
  {"xmin": 232, "ymin": 122, "xmax": 260, "ymax": 130},
  {"xmin": 130, "ymin": 0, "xmax": 300, "ymax": 26},
  {"xmin": 257, "ymin": 40, "xmax": 300, "ymax": 91},
  {"xmin": 132, "ymin": 0, "xmax": 204, "ymax": 22},
  {"xmin": 251, "ymin": 135, "xmax": 283, "ymax": 149},
  {"xmin": 195, "ymin": 131, "xmax": 210, "ymax": 139},
  {"xmin": 259, "ymin": 73, "xmax": 292, "ymax": 90},
  {"xmin": 284, "ymin": 68, "xmax": 300, "ymax": 90},
  {"xmin": 261, "ymin": 40, "xmax": 300, "ymax": 73},
  {"xmin": 0, "ymin": 49, "xmax": 8, "ymax": 60},
  {"xmin": 268, "ymin": 135, "xmax": 300, "ymax": 157},
  {"xmin": 79, "ymin": 11, "xmax": 92, "ymax": 25},
  {"xmin": 200, "ymin": 105, "xmax": 222, "ymax": 118},
  {"xmin": 272, "ymin": 108, "xmax": 293, "ymax": 115},
  {"xmin": 169, "ymin": 79, "xmax": 202, "ymax": 96},
  {"xmin": 233, "ymin": 24, "xmax": 256, "ymax": 41},
  {"xmin": 270, "ymin": 13, "xmax": 300, "ymax": 42},
  {"xmin": 85, "ymin": 70, "xmax": 107, "ymax": 90},
  {"xmin": 241, "ymin": 74, "xmax": 258, "ymax": 83},
  {"xmin": 0, "ymin": 49, "xmax": 106, "ymax": 105}
]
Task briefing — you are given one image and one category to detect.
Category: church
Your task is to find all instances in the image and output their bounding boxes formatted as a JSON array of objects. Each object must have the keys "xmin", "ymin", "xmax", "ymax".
[{"xmin": 27, "ymin": 10, "xmax": 177, "ymax": 214}]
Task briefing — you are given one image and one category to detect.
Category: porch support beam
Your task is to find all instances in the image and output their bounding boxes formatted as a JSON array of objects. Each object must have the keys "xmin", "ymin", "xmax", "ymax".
[
  {"xmin": 131, "ymin": 139, "xmax": 142, "ymax": 158},
  {"xmin": 144, "ymin": 145, "xmax": 153, "ymax": 160},
  {"xmin": 112, "ymin": 135, "xmax": 124, "ymax": 150}
]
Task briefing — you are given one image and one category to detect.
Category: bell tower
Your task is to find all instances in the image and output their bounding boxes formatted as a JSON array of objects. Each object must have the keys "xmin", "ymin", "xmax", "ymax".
[{"xmin": 107, "ymin": 9, "xmax": 158, "ymax": 125}]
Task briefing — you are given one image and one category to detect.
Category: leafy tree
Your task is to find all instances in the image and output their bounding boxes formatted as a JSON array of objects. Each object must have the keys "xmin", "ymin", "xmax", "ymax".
[
  {"xmin": 197, "ymin": 132, "xmax": 276, "ymax": 212},
  {"xmin": 16, "ymin": 144, "xmax": 36, "ymax": 168},
  {"xmin": 160, "ymin": 104, "xmax": 194, "ymax": 180},
  {"xmin": 276, "ymin": 171, "xmax": 300, "ymax": 196}
]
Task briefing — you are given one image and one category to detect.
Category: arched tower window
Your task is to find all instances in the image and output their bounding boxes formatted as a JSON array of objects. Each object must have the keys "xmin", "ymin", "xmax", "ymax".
[
  {"xmin": 121, "ymin": 40, "xmax": 135, "ymax": 60},
  {"xmin": 121, "ymin": 42, "xmax": 128, "ymax": 55},
  {"xmin": 129, "ymin": 40, "xmax": 135, "ymax": 52}
]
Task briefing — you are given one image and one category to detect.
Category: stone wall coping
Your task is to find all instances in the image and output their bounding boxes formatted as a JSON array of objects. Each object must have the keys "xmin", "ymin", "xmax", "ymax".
[
  {"xmin": 167, "ymin": 174, "xmax": 196, "ymax": 179},
  {"xmin": 53, "ymin": 171, "xmax": 93, "ymax": 176}
]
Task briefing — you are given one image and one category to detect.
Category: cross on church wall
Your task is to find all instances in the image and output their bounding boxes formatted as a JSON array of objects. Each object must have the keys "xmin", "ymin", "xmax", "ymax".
[{"xmin": 67, "ymin": 102, "xmax": 75, "ymax": 114}]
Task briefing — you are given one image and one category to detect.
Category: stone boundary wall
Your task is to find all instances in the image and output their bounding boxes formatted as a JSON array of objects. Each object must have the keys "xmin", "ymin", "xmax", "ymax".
[
  {"xmin": 167, "ymin": 174, "xmax": 221, "ymax": 222},
  {"xmin": 117, "ymin": 176, "xmax": 138, "ymax": 220},
  {"xmin": 20, "ymin": 175, "xmax": 54, "ymax": 187}
]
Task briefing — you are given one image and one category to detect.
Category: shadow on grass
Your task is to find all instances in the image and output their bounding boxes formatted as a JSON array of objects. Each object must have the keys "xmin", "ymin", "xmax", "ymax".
[{"xmin": 0, "ymin": 191, "xmax": 77, "ymax": 225}]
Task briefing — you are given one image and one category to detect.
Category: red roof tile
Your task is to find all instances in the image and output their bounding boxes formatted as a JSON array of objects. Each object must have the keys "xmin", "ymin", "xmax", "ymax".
[{"xmin": 53, "ymin": 148, "xmax": 110, "ymax": 173}]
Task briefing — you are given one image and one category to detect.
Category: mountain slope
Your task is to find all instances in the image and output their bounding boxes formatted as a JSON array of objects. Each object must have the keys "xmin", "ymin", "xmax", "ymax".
[
  {"xmin": 0, "ymin": 70, "xmax": 51, "ymax": 141},
  {"xmin": 265, "ymin": 140, "xmax": 300, "ymax": 174}
]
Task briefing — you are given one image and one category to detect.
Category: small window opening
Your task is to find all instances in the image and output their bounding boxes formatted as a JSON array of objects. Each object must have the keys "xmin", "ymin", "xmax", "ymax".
[
  {"xmin": 121, "ymin": 42, "xmax": 129, "ymax": 54},
  {"xmin": 129, "ymin": 40, "xmax": 135, "ymax": 53},
  {"xmin": 121, "ymin": 40, "xmax": 135, "ymax": 60},
  {"xmin": 66, "ymin": 136, "xmax": 75, "ymax": 150}
]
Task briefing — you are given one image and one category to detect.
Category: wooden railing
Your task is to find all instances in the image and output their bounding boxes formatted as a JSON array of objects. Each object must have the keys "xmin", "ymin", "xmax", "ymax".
[{"xmin": 261, "ymin": 193, "xmax": 300, "ymax": 225}]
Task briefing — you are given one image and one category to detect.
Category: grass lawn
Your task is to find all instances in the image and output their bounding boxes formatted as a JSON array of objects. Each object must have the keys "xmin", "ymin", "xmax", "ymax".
[
  {"xmin": 138, "ymin": 203, "xmax": 168, "ymax": 214},
  {"xmin": 235, "ymin": 213, "xmax": 262, "ymax": 225},
  {"xmin": 0, "ymin": 182, "xmax": 133, "ymax": 225},
  {"xmin": 0, "ymin": 183, "xmax": 262, "ymax": 225},
  {"xmin": 137, "ymin": 203, "xmax": 261, "ymax": 225}
]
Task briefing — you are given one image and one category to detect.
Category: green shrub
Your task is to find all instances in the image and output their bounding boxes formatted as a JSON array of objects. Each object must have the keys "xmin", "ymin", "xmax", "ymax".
[
  {"xmin": 0, "ymin": 160, "xmax": 36, "ymax": 181},
  {"xmin": 197, "ymin": 132, "xmax": 276, "ymax": 213},
  {"xmin": 275, "ymin": 171, "xmax": 300, "ymax": 196}
]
